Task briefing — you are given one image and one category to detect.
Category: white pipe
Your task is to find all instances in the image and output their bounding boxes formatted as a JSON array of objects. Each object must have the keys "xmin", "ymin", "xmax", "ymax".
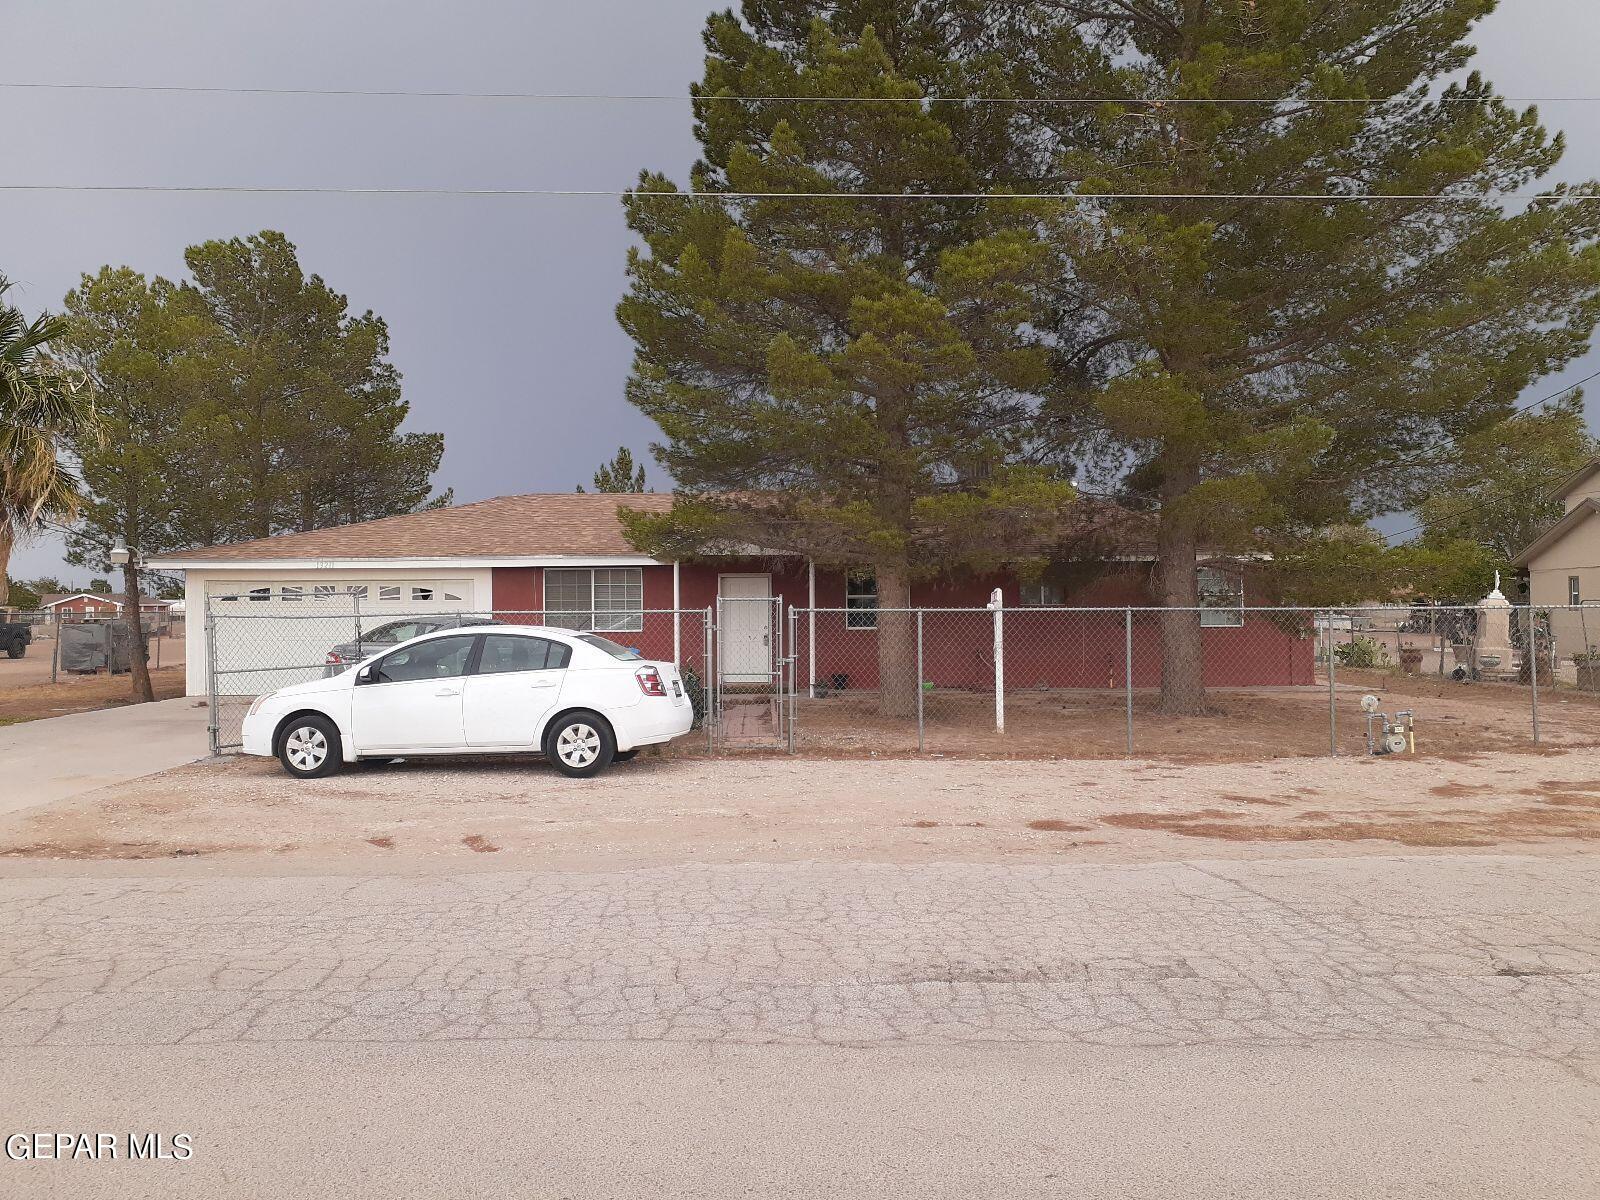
[
  {"xmin": 807, "ymin": 558, "xmax": 817, "ymax": 698},
  {"xmin": 672, "ymin": 560, "xmax": 681, "ymax": 665},
  {"xmin": 990, "ymin": 587, "xmax": 1005, "ymax": 733}
]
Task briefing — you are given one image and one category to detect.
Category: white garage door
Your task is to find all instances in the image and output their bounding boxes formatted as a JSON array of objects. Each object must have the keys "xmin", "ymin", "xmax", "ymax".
[{"xmin": 206, "ymin": 579, "xmax": 479, "ymax": 696}]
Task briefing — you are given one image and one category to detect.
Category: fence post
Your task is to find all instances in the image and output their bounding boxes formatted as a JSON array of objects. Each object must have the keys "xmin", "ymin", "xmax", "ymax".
[
  {"xmin": 1124, "ymin": 608, "xmax": 1134, "ymax": 758},
  {"xmin": 1529, "ymin": 606, "xmax": 1541, "ymax": 745},
  {"xmin": 704, "ymin": 606, "xmax": 715, "ymax": 755},
  {"xmin": 787, "ymin": 604, "xmax": 799, "ymax": 754},
  {"xmin": 1326, "ymin": 610, "xmax": 1337, "ymax": 757},
  {"xmin": 205, "ymin": 605, "xmax": 220, "ymax": 756},
  {"xmin": 916, "ymin": 609, "xmax": 925, "ymax": 753},
  {"xmin": 989, "ymin": 588, "xmax": 1005, "ymax": 734}
]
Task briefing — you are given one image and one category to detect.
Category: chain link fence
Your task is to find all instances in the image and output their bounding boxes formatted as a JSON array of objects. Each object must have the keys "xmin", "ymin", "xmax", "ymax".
[
  {"xmin": 206, "ymin": 601, "xmax": 712, "ymax": 754},
  {"xmin": 789, "ymin": 603, "xmax": 1600, "ymax": 760}
]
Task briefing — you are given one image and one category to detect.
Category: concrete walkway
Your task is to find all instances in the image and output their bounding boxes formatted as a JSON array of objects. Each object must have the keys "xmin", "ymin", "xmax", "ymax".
[{"xmin": 0, "ymin": 697, "xmax": 208, "ymax": 818}]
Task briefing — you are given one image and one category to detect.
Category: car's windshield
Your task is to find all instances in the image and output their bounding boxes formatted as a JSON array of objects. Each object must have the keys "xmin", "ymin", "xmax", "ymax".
[{"xmin": 577, "ymin": 633, "xmax": 642, "ymax": 660}]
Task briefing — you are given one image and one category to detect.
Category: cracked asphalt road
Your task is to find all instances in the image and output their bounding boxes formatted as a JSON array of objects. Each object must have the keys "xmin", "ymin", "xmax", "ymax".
[{"xmin": 4, "ymin": 853, "xmax": 1598, "ymax": 1197}]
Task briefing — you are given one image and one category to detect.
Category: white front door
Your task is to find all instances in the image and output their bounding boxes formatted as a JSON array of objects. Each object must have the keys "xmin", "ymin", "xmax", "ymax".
[
  {"xmin": 719, "ymin": 574, "xmax": 772, "ymax": 685},
  {"xmin": 351, "ymin": 634, "xmax": 476, "ymax": 750},
  {"xmin": 462, "ymin": 634, "xmax": 569, "ymax": 747}
]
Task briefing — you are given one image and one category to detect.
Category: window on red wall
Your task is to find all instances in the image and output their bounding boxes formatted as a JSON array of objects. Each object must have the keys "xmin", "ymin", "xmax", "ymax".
[
  {"xmin": 1198, "ymin": 567, "xmax": 1244, "ymax": 627},
  {"xmin": 846, "ymin": 571, "xmax": 878, "ymax": 629}
]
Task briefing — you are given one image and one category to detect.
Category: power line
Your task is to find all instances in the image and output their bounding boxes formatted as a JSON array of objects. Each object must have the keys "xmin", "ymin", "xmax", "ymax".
[
  {"xmin": 1, "ymin": 184, "xmax": 1594, "ymax": 203},
  {"xmin": 5, "ymin": 82, "xmax": 1598, "ymax": 105}
]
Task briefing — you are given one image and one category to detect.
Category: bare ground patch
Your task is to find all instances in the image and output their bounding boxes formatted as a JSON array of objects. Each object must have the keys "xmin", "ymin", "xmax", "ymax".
[{"xmin": 5, "ymin": 748, "xmax": 1600, "ymax": 872}]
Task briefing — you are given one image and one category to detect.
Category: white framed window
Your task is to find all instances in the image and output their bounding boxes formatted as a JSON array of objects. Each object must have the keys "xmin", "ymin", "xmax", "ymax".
[
  {"xmin": 281, "ymin": 585, "xmax": 304, "ymax": 603},
  {"xmin": 313, "ymin": 584, "xmax": 338, "ymax": 601},
  {"xmin": 412, "ymin": 587, "xmax": 434, "ymax": 602},
  {"xmin": 378, "ymin": 586, "xmax": 402, "ymax": 602},
  {"xmin": 544, "ymin": 567, "xmax": 644, "ymax": 632},
  {"xmin": 346, "ymin": 585, "xmax": 370, "ymax": 601},
  {"xmin": 1019, "ymin": 581, "xmax": 1065, "ymax": 607},
  {"xmin": 1571, "ymin": 576, "xmax": 1582, "ymax": 606},
  {"xmin": 845, "ymin": 571, "xmax": 878, "ymax": 630},
  {"xmin": 1198, "ymin": 566, "xmax": 1244, "ymax": 627},
  {"xmin": 443, "ymin": 591, "xmax": 463, "ymax": 602},
  {"xmin": 247, "ymin": 587, "xmax": 271, "ymax": 603}
]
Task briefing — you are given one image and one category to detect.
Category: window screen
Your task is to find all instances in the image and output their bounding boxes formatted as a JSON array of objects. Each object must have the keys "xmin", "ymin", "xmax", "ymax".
[
  {"xmin": 544, "ymin": 568, "xmax": 643, "ymax": 632},
  {"xmin": 1198, "ymin": 567, "xmax": 1244, "ymax": 627},
  {"xmin": 846, "ymin": 572, "xmax": 878, "ymax": 629}
]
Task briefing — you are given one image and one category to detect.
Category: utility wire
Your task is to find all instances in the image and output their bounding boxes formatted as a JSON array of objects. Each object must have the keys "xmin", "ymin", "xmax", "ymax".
[
  {"xmin": 1, "ymin": 184, "xmax": 1594, "ymax": 202},
  {"xmin": 4, "ymin": 82, "xmax": 1598, "ymax": 105}
]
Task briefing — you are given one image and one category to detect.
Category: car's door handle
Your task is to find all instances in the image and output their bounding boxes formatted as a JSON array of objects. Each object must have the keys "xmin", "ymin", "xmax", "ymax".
[
  {"xmin": 435, "ymin": 687, "xmax": 460, "ymax": 697},
  {"xmin": 530, "ymin": 678, "xmax": 558, "ymax": 688}
]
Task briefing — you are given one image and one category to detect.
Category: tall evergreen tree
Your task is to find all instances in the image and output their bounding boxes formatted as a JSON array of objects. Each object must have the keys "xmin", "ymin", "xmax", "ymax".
[
  {"xmin": 182, "ymin": 231, "xmax": 446, "ymax": 539},
  {"xmin": 618, "ymin": 6, "xmax": 1075, "ymax": 715},
  {"xmin": 1009, "ymin": 1, "xmax": 1600, "ymax": 712},
  {"xmin": 578, "ymin": 446, "xmax": 649, "ymax": 493},
  {"xmin": 55, "ymin": 267, "xmax": 213, "ymax": 702}
]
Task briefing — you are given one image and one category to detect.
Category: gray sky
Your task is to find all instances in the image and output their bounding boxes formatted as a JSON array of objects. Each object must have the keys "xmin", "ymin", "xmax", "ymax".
[{"xmin": 4, "ymin": 0, "xmax": 1600, "ymax": 583}]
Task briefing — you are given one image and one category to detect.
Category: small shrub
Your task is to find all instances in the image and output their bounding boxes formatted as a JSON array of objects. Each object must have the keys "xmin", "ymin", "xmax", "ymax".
[{"xmin": 1333, "ymin": 636, "xmax": 1388, "ymax": 669}]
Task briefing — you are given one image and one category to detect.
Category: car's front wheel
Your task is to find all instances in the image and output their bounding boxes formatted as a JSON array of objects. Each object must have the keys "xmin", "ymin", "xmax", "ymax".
[
  {"xmin": 7, "ymin": 638, "xmax": 24, "ymax": 659},
  {"xmin": 276, "ymin": 714, "xmax": 343, "ymax": 779},
  {"xmin": 546, "ymin": 712, "xmax": 614, "ymax": 778}
]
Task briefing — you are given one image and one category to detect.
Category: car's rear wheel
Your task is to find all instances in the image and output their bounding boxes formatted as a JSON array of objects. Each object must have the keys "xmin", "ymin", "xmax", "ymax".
[
  {"xmin": 277, "ymin": 714, "xmax": 342, "ymax": 779},
  {"xmin": 7, "ymin": 638, "xmax": 24, "ymax": 659},
  {"xmin": 546, "ymin": 712, "xmax": 614, "ymax": 778}
]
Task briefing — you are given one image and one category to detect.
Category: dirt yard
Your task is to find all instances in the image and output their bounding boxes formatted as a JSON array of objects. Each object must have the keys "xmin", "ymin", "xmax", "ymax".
[
  {"xmin": 793, "ymin": 675, "xmax": 1597, "ymax": 760},
  {"xmin": 4, "ymin": 748, "xmax": 1598, "ymax": 872},
  {"xmin": 0, "ymin": 664, "xmax": 185, "ymax": 725},
  {"xmin": 0, "ymin": 630, "xmax": 186, "ymax": 724}
]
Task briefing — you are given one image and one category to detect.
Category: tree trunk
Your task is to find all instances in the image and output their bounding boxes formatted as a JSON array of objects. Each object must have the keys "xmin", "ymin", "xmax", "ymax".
[
  {"xmin": 875, "ymin": 566, "xmax": 919, "ymax": 719},
  {"xmin": 121, "ymin": 558, "xmax": 155, "ymax": 704},
  {"xmin": 0, "ymin": 519, "xmax": 12, "ymax": 608},
  {"xmin": 1155, "ymin": 504, "xmax": 1207, "ymax": 716}
]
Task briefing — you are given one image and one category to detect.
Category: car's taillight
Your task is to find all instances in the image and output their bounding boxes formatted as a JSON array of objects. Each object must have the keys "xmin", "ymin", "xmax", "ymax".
[
  {"xmin": 326, "ymin": 652, "xmax": 344, "ymax": 665},
  {"xmin": 635, "ymin": 666, "xmax": 668, "ymax": 697}
]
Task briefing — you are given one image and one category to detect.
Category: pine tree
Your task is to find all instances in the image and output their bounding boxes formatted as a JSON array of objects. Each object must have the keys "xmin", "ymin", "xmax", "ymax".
[
  {"xmin": 1010, "ymin": 1, "xmax": 1600, "ymax": 712},
  {"xmin": 617, "ymin": 6, "xmax": 1075, "ymax": 716},
  {"xmin": 578, "ymin": 446, "xmax": 649, "ymax": 493},
  {"xmin": 181, "ymin": 231, "xmax": 446, "ymax": 539}
]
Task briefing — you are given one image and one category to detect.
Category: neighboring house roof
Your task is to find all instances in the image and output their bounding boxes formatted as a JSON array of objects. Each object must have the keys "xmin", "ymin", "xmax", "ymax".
[
  {"xmin": 1550, "ymin": 458, "xmax": 1600, "ymax": 503},
  {"xmin": 39, "ymin": 593, "xmax": 122, "ymax": 608},
  {"xmin": 1513, "ymin": 497, "xmax": 1600, "ymax": 568},
  {"xmin": 151, "ymin": 493, "xmax": 678, "ymax": 566}
]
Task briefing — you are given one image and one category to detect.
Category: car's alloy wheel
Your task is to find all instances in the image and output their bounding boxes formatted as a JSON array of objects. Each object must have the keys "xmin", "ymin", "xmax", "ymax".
[
  {"xmin": 557, "ymin": 722, "xmax": 602, "ymax": 768},
  {"xmin": 546, "ymin": 712, "xmax": 614, "ymax": 778},
  {"xmin": 277, "ymin": 715, "xmax": 342, "ymax": 779}
]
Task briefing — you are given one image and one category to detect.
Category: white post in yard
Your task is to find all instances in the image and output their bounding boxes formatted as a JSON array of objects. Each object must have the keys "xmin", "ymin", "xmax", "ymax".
[
  {"xmin": 807, "ymin": 558, "xmax": 817, "ymax": 698},
  {"xmin": 672, "ymin": 560, "xmax": 682, "ymax": 666},
  {"xmin": 989, "ymin": 587, "xmax": 1005, "ymax": 733}
]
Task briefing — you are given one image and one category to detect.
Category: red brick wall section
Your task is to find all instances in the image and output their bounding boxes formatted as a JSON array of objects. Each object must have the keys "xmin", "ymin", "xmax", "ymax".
[{"xmin": 491, "ymin": 567, "xmax": 539, "ymax": 616}]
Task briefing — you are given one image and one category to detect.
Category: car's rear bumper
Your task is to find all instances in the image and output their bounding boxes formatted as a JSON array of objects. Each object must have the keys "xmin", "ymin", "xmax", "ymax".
[{"xmin": 615, "ymin": 700, "xmax": 694, "ymax": 750}]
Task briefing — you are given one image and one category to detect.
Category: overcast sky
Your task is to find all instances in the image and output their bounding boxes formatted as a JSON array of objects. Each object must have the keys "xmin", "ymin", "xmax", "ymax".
[{"xmin": 5, "ymin": 0, "xmax": 1600, "ymax": 583}]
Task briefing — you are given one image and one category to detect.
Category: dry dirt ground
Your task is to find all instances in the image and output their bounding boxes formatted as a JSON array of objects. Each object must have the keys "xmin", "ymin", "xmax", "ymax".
[
  {"xmin": 0, "ymin": 664, "xmax": 185, "ymax": 725},
  {"xmin": 796, "ymin": 672, "xmax": 1599, "ymax": 759},
  {"xmin": 4, "ymin": 748, "xmax": 1600, "ymax": 872}
]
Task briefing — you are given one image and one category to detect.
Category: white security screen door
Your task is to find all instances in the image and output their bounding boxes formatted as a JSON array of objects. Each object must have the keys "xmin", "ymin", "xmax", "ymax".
[{"xmin": 719, "ymin": 574, "xmax": 773, "ymax": 685}]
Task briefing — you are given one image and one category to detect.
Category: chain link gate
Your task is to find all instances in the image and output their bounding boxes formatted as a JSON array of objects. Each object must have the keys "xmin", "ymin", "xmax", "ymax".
[{"xmin": 710, "ymin": 593, "xmax": 788, "ymax": 749}]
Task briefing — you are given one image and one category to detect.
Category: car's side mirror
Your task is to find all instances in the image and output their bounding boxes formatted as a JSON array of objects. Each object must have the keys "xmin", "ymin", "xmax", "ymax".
[{"xmin": 356, "ymin": 665, "xmax": 375, "ymax": 685}]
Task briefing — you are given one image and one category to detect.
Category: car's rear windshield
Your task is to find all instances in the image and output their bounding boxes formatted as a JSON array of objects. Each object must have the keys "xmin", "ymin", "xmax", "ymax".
[{"xmin": 576, "ymin": 634, "xmax": 643, "ymax": 660}]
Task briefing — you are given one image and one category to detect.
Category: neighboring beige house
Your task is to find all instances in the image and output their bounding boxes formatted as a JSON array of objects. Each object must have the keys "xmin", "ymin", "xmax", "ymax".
[{"xmin": 1514, "ymin": 460, "xmax": 1600, "ymax": 606}]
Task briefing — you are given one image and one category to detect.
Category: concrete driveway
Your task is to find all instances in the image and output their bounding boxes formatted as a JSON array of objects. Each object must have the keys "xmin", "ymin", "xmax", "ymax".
[{"xmin": 0, "ymin": 697, "xmax": 208, "ymax": 818}]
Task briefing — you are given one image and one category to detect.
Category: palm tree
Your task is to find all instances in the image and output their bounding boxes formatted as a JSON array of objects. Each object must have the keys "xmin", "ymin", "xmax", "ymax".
[{"xmin": 0, "ymin": 274, "xmax": 97, "ymax": 607}]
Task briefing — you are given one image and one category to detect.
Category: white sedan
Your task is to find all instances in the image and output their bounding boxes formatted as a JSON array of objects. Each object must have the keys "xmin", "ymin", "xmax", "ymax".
[{"xmin": 242, "ymin": 626, "xmax": 695, "ymax": 779}]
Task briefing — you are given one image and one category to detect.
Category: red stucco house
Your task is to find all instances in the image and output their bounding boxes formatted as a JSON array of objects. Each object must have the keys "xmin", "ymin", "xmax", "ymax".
[{"xmin": 150, "ymin": 492, "xmax": 1313, "ymax": 697}]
